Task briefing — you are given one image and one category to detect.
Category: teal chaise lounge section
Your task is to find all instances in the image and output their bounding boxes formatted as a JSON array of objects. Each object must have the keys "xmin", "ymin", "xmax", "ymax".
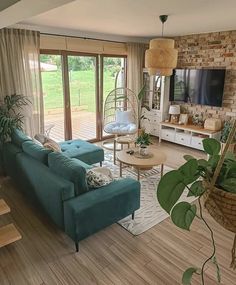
[
  {"xmin": 2, "ymin": 129, "xmax": 140, "ymax": 251},
  {"xmin": 60, "ymin": 139, "xmax": 104, "ymax": 165}
]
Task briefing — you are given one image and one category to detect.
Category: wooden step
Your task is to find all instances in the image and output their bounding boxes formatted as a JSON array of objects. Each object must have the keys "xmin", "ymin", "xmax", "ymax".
[
  {"xmin": 0, "ymin": 223, "xmax": 22, "ymax": 248},
  {"xmin": 0, "ymin": 199, "xmax": 10, "ymax": 216}
]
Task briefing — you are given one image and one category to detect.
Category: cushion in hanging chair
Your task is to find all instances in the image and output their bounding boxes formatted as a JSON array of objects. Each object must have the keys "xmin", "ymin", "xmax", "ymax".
[
  {"xmin": 104, "ymin": 122, "xmax": 138, "ymax": 135},
  {"xmin": 116, "ymin": 110, "xmax": 134, "ymax": 124}
]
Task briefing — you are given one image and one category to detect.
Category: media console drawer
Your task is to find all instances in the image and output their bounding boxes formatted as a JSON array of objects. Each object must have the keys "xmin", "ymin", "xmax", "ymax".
[
  {"xmin": 175, "ymin": 132, "xmax": 191, "ymax": 145},
  {"xmin": 191, "ymin": 136, "xmax": 204, "ymax": 150},
  {"xmin": 161, "ymin": 129, "xmax": 175, "ymax": 141}
]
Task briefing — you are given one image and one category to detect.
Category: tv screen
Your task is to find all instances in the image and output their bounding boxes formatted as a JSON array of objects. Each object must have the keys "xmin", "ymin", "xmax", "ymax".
[{"xmin": 169, "ymin": 69, "xmax": 226, "ymax": 107}]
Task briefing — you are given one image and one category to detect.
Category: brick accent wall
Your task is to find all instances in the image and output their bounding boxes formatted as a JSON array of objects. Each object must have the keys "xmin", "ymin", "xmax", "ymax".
[{"xmin": 174, "ymin": 30, "xmax": 236, "ymax": 120}]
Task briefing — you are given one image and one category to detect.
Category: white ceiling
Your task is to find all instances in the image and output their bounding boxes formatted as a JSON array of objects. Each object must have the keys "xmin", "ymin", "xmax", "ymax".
[
  {"xmin": 0, "ymin": 0, "xmax": 75, "ymax": 29},
  {"xmin": 18, "ymin": 0, "xmax": 236, "ymax": 41}
]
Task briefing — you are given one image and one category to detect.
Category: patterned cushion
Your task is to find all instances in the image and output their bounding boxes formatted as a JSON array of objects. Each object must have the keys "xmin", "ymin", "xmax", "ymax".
[{"xmin": 86, "ymin": 167, "xmax": 113, "ymax": 189}]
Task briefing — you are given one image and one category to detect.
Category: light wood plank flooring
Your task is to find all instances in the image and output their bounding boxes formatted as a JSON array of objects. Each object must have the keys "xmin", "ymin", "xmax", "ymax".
[{"xmin": 0, "ymin": 141, "xmax": 235, "ymax": 285}]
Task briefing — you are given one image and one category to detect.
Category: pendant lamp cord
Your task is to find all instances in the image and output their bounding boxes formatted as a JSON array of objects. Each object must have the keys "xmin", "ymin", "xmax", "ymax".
[{"xmin": 159, "ymin": 15, "xmax": 168, "ymax": 38}]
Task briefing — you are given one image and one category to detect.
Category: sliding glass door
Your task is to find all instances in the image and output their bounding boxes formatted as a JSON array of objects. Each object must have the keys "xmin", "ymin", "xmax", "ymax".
[
  {"xmin": 40, "ymin": 54, "xmax": 65, "ymax": 141},
  {"xmin": 40, "ymin": 52, "xmax": 126, "ymax": 142},
  {"xmin": 68, "ymin": 55, "xmax": 98, "ymax": 140}
]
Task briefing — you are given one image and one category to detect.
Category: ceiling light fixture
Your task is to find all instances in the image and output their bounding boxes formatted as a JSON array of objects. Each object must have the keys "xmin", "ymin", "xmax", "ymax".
[{"xmin": 145, "ymin": 15, "xmax": 178, "ymax": 76}]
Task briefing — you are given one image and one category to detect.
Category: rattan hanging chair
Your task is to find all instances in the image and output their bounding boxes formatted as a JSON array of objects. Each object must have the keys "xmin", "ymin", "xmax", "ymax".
[
  {"xmin": 103, "ymin": 87, "xmax": 138, "ymax": 136},
  {"xmin": 203, "ymin": 119, "xmax": 236, "ymax": 269}
]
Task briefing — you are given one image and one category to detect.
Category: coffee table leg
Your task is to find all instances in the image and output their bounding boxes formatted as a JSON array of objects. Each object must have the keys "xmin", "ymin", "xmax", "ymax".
[
  {"xmin": 161, "ymin": 164, "xmax": 164, "ymax": 177},
  {"xmin": 120, "ymin": 162, "xmax": 122, "ymax": 177}
]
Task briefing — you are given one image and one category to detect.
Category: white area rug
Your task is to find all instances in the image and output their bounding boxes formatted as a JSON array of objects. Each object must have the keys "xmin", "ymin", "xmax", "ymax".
[{"xmin": 103, "ymin": 151, "xmax": 196, "ymax": 236}]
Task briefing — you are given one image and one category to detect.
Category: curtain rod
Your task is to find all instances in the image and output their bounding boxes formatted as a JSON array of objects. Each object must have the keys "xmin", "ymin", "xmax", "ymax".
[{"xmin": 41, "ymin": 32, "xmax": 126, "ymax": 44}]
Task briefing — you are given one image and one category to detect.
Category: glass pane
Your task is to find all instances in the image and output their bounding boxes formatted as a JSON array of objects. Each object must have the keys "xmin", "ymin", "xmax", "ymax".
[
  {"xmin": 68, "ymin": 55, "xmax": 97, "ymax": 140},
  {"xmin": 40, "ymin": 54, "xmax": 65, "ymax": 142},
  {"xmin": 103, "ymin": 57, "xmax": 126, "ymax": 136}
]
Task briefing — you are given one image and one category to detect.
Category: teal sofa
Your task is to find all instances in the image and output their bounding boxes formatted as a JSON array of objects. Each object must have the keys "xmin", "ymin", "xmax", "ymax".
[{"xmin": 2, "ymin": 129, "xmax": 140, "ymax": 251}]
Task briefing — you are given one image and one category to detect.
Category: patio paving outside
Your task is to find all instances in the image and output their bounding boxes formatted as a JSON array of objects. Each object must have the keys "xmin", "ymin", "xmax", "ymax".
[{"xmin": 44, "ymin": 111, "xmax": 97, "ymax": 142}]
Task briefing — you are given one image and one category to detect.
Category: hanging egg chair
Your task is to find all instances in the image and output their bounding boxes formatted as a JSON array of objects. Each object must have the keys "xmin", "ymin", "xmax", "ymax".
[{"xmin": 103, "ymin": 87, "xmax": 138, "ymax": 136}]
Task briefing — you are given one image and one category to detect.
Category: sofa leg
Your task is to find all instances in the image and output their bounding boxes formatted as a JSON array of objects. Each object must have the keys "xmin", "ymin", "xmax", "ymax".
[
  {"xmin": 132, "ymin": 212, "xmax": 135, "ymax": 220},
  {"xmin": 100, "ymin": 161, "xmax": 102, "ymax": 167},
  {"xmin": 75, "ymin": 242, "xmax": 79, "ymax": 252}
]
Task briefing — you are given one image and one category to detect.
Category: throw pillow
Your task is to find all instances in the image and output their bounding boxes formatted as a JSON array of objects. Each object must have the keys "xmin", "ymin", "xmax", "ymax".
[
  {"xmin": 44, "ymin": 138, "xmax": 61, "ymax": 152},
  {"xmin": 116, "ymin": 110, "xmax": 134, "ymax": 124},
  {"xmin": 86, "ymin": 167, "xmax": 113, "ymax": 189},
  {"xmin": 34, "ymin": 133, "xmax": 47, "ymax": 144}
]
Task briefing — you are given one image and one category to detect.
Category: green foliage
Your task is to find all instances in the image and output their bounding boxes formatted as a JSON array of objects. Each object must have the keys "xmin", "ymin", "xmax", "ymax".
[
  {"xmin": 0, "ymin": 95, "xmax": 30, "ymax": 143},
  {"xmin": 182, "ymin": 267, "xmax": 198, "ymax": 285},
  {"xmin": 157, "ymin": 137, "xmax": 236, "ymax": 284},
  {"xmin": 157, "ymin": 170, "xmax": 185, "ymax": 213},
  {"xmin": 171, "ymin": 202, "xmax": 196, "ymax": 230},
  {"xmin": 137, "ymin": 83, "xmax": 146, "ymax": 101},
  {"xmin": 135, "ymin": 130, "xmax": 151, "ymax": 146},
  {"xmin": 202, "ymin": 138, "xmax": 221, "ymax": 156},
  {"xmin": 220, "ymin": 120, "xmax": 236, "ymax": 143}
]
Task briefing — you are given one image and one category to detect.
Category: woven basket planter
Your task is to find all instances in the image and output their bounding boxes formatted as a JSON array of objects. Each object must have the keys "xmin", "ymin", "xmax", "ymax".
[
  {"xmin": 202, "ymin": 120, "xmax": 236, "ymax": 269},
  {"xmin": 203, "ymin": 186, "xmax": 236, "ymax": 234}
]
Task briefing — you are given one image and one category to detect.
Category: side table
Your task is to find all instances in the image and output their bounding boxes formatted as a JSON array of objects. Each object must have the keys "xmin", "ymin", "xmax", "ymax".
[{"xmin": 113, "ymin": 136, "xmax": 136, "ymax": 164}]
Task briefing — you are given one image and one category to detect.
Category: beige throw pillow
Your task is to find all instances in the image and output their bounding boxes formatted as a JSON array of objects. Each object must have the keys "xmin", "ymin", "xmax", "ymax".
[{"xmin": 43, "ymin": 138, "xmax": 61, "ymax": 152}]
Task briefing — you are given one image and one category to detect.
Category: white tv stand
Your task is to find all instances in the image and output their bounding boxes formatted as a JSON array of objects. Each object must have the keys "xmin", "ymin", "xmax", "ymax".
[{"xmin": 159, "ymin": 122, "xmax": 221, "ymax": 151}]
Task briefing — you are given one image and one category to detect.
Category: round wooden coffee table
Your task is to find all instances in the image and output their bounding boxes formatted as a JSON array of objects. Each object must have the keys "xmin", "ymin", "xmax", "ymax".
[{"xmin": 116, "ymin": 146, "xmax": 167, "ymax": 181}]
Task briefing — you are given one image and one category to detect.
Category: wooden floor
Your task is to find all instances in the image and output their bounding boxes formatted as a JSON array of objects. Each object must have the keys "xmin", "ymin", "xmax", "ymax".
[{"xmin": 0, "ymin": 141, "xmax": 236, "ymax": 285}]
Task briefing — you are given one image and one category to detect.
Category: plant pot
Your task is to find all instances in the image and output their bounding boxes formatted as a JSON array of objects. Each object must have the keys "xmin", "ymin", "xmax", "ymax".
[
  {"xmin": 139, "ymin": 145, "xmax": 148, "ymax": 156},
  {"xmin": 221, "ymin": 142, "xmax": 236, "ymax": 154}
]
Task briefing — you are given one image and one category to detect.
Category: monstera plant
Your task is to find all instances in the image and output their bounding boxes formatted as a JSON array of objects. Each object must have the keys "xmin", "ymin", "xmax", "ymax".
[{"xmin": 157, "ymin": 138, "xmax": 236, "ymax": 285}]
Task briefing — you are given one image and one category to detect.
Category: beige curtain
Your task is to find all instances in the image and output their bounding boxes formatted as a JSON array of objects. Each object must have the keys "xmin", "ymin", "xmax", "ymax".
[
  {"xmin": 127, "ymin": 43, "xmax": 147, "ymax": 95},
  {"xmin": 0, "ymin": 28, "xmax": 44, "ymax": 137}
]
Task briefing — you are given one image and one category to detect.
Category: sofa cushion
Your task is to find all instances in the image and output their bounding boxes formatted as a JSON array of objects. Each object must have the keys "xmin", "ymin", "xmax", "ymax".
[
  {"xmin": 59, "ymin": 139, "xmax": 104, "ymax": 165},
  {"xmin": 11, "ymin": 129, "xmax": 31, "ymax": 147},
  {"xmin": 22, "ymin": 141, "xmax": 52, "ymax": 165},
  {"xmin": 104, "ymin": 122, "xmax": 137, "ymax": 134},
  {"xmin": 44, "ymin": 138, "xmax": 61, "ymax": 152},
  {"xmin": 116, "ymin": 110, "xmax": 134, "ymax": 124},
  {"xmin": 86, "ymin": 167, "xmax": 113, "ymax": 189},
  {"xmin": 48, "ymin": 152, "xmax": 91, "ymax": 196}
]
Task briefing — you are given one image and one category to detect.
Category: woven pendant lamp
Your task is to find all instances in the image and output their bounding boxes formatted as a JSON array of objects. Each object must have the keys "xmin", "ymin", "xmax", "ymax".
[{"xmin": 145, "ymin": 15, "xmax": 178, "ymax": 76}]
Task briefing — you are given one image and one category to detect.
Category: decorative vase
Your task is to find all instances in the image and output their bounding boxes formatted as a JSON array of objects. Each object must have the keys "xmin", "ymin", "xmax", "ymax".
[{"xmin": 139, "ymin": 145, "xmax": 148, "ymax": 156}]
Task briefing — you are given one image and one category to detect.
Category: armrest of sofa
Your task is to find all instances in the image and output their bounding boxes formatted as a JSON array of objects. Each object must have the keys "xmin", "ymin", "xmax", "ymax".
[
  {"xmin": 16, "ymin": 153, "xmax": 75, "ymax": 229},
  {"xmin": 64, "ymin": 178, "xmax": 140, "ymax": 242}
]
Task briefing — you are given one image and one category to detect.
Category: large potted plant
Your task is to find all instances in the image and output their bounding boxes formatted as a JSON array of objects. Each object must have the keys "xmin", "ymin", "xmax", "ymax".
[
  {"xmin": 220, "ymin": 120, "xmax": 236, "ymax": 153},
  {"xmin": 0, "ymin": 94, "xmax": 30, "ymax": 174},
  {"xmin": 137, "ymin": 83, "xmax": 150, "ymax": 133},
  {"xmin": 157, "ymin": 135, "xmax": 236, "ymax": 284}
]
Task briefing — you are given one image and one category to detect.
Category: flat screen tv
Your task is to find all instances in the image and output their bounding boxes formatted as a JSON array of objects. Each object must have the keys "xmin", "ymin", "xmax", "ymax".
[{"xmin": 169, "ymin": 69, "xmax": 226, "ymax": 107}]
